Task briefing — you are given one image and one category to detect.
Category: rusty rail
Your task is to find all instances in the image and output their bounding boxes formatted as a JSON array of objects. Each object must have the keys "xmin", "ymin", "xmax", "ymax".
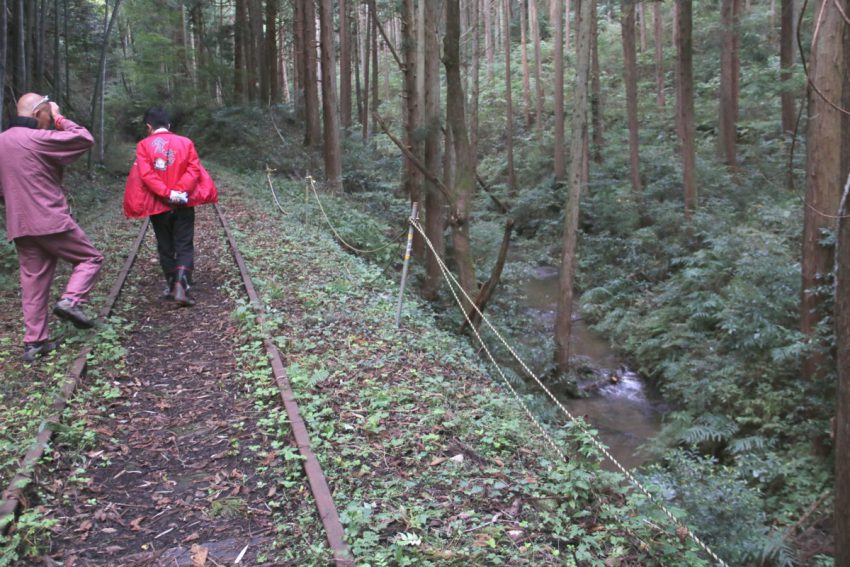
[
  {"xmin": 213, "ymin": 203, "xmax": 353, "ymax": 566},
  {"xmin": 0, "ymin": 219, "xmax": 150, "ymax": 534}
]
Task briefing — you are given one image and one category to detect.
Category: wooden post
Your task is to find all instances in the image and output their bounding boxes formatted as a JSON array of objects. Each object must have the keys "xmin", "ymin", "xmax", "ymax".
[{"xmin": 395, "ymin": 202, "xmax": 420, "ymax": 327}]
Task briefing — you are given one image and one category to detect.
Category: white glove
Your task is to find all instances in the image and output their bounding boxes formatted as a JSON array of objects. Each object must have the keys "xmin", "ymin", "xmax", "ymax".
[{"xmin": 168, "ymin": 190, "xmax": 189, "ymax": 204}]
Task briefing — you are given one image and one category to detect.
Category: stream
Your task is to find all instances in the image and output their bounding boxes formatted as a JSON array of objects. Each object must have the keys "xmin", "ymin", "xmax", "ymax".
[{"xmin": 520, "ymin": 265, "xmax": 664, "ymax": 470}]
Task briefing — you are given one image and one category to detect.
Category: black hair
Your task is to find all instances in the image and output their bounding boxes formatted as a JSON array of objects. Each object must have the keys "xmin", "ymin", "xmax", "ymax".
[{"xmin": 143, "ymin": 107, "xmax": 170, "ymax": 129}]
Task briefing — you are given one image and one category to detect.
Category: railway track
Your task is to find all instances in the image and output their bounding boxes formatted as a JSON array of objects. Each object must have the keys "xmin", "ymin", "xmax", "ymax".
[{"xmin": 0, "ymin": 203, "xmax": 352, "ymax": 565}]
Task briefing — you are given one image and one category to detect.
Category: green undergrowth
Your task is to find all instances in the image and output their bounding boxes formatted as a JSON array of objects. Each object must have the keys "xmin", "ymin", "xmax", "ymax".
[{"xmin": 214, "ymin": 166, "xmax": 711, "ymax": 566}]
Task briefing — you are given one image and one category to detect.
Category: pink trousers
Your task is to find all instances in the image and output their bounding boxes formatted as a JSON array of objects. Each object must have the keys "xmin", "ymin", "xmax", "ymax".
[{"xmin": 14, "ymin": 225, "xmax": 104, "ymax": 344}]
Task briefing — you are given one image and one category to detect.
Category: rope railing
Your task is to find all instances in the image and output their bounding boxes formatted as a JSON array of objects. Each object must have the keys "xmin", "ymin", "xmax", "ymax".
[{"xmin": 408, "ymin": 219, "xmax": 730, "ymax": 567}]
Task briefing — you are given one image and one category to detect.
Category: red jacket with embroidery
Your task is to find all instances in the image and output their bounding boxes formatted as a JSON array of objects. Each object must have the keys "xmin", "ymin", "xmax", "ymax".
[{"xmin": 123, "ymin": 130, "xmax": 218, "ymax": 218}]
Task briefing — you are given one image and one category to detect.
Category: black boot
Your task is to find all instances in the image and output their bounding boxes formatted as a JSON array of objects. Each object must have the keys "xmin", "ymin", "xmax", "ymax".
[{"xmin": 172, "ymin": 268, "xmax": 195, "ymax": 307}]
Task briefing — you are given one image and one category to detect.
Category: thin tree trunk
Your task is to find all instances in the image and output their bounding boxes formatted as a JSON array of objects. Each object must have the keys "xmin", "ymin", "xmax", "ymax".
[
  {"xmin": 565, "ymin": 0, "xmax": 571, "ymax": 52},
  {"xmin": 402, "ymin": 0, "xmax": 422, "ymax": 205},
  {"xmin": 676, "ymin": 0, "xmax": 697, "ymax": 220},
  {"xmin": 423, "ymin": 0, "xmax": 445, "ymax": 299},
  {"xmin": 302, "ymin": 0, "xmax": 321, "ymax": 146},
  {"xmin": 503, "ymin": 0, "xmax": 516, "ymax": 192},
  {"xmin": 590, "ymin": 0, "xmax": 603, "ymax": 162},
  {"xmin": 361, "ymin": 4, "xmax": 371, "ymax": 141},
  {"xmin": 780, "ymin": 0, "xmax": 795, "ymax": 134},
  {"xmin": 89, "ymin": 0, "xmax": 122, "ymax": 167},
  {"xmin": 554, "ymin": 0, "xmax": 592, "ymax": 369},
  {"xmin": 36, "ymin": 0, "xmax": 45, "ymax": 92},
  {"xmin": 470, "ymin": 0, "xmax": 481, "ymax": 159},
  {"xmin": 234, "ymin": 0, "xmax": 247, "ymax": 102},
  {"xmin": 16, "ymin": 0, "xmax": 26, "ymax": 93},
  {"xmin": 654, "ymin": 0, "xmax": 665, "ymax": 109},
  {"xmin": 520, "ymin": 0, "xmax": 531, "ymax": 128},
  {"xmin": 552, "ymin": 0, "xmax": 565, "ymax": 180},
  {"xmin": 370, "ymin": 0, "xmax": 380, "ymax": 135},
  {"xmin": 637, "ymin": 1, "xmax": 646, "ymax": 53},
  {"xmin": 719, "ymin": 0, "xmax": 740, "ymax": 170},
  {"xmin": 530, "ymin": 0, "xmax": 544, "ymax": 134},
  {"xmin": 800, "ymin": 0, "xmax": 847, "ymax": 378},
  {"xmin": 63, "ymin": 0, "xmax": 68, "ymax": 104},
  {"xmin": 622, "ymin": 1, "xmax": 641, "ymax": 195},
  {"xmin": 484, "ymin": 0, "xmax": 493, "ymax": 82},
  {"xmin": 318, "ymin": 0, "xmax": 341, "ymax": 191},
  {"xmin": 266, "ymin": 0, "xmax": 279, "ymax": 102},
  {"xmin": 340, "ymin": 0, "xmax": 352, "ymax": 129}
]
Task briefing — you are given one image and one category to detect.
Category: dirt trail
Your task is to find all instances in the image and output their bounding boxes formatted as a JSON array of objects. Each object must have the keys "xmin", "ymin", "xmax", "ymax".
[{"xmin": 38, "ymin": 207, "xmax": 294, "ymax": 566}]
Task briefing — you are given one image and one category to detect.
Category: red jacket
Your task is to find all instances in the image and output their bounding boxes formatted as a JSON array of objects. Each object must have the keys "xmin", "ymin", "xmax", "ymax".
[{"xmin": 123, "ymin": 130, "xmax": 217, "ymax": 218}]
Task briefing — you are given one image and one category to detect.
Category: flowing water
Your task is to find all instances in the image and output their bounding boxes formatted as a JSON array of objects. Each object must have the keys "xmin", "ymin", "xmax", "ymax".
[{"xmin": 521, "ymin": 265, "xmax": 663, "ymax": 470}]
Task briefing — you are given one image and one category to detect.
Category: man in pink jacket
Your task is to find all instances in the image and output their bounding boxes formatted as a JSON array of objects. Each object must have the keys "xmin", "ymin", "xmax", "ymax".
[{"xmin": 0, "ymin": 93, "xmax": 102, "ymax": 362}]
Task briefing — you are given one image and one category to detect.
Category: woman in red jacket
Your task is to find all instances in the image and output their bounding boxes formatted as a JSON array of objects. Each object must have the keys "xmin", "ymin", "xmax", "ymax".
[{"xmin": 124, "ymin": 107, "xmax": 217, "ymax": 306}]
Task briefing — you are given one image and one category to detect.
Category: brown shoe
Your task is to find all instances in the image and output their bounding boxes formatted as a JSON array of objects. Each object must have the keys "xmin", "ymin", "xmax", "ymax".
[{"xmin": 53, "ymin": 299, "xmax": 95, "ymax": 328}]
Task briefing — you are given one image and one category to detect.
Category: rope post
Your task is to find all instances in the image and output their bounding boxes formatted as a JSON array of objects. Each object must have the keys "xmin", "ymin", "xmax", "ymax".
[
  {"xmin": 305, "ymin": 175, "xmax": 312, "ymax": 226},
  {"xmin": 395, "ymin": 202, "xmax": 420, "ymax": 327}
]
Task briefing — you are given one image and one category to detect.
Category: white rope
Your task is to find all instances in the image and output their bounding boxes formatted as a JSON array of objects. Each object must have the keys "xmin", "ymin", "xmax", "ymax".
[
  {"xmin": 410, "ymin": 220, "xmax": 729, "ymax": 567},
  {"xmin": 306, "ymin": 177, "xmax": 406, "ymax": 255}
]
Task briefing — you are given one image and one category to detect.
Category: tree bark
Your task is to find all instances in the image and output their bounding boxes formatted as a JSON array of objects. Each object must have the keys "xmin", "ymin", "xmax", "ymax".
[
  {"xmin": 676, "ymin": 0, "xmax": 697, "ymax": 221},
  {"xmin": 266, "ymin": 0, "xmax": 279, "ymax": 102},
  {"xmin": 780, "ymin": 0, "xmax": 795, "ymax": 134},
  {"xmin": 423, "ymin": 0, "xmax": 445, "ymax": 299},
  {"xmin": 484, "ymin": 0, "xmax": 493, "ymax": 82},
  {"xmin": 301, "ymin": 0, "xmax": 321, "ymax": 146},
  {"xmin": 445, "ymin": 0, "xmax": 478, "ymax": 302},
  {"xmin": 530, "ymin": 0, "xmax": 544, "ymax": 135},
  {"xmin": 370, "ymin": 0, "xmax": 379, "ymax": 135},
  {"xmin": 800, "ymin": 0, "xmax": 847, "ymax": 378},
  {"xmin": 318, "ymin": 0, "xmax": 341, "ymax": 192},
  {"xmin": 503, "ymin": 0, "xmax": 516, "ymax": 192},
  {"xmin": 555, "ymin": 0, "xmax": 592, "ymax": 369},
  {"xmin": 340, "ymin": 0, "xmax": 352, "ymax": 129},
  {"xmin": 590, "ymin": 0, "xmax": 603, "ymax": 162},
  {"xmin": 622, "ymin": 1, "xmax": 641, "ymax": 195},
  {"xmin": 520, "ymin": 0, "xmax": 531, "ymax": 128},
  {"xmin": 654, "ymin": 0, "xmax": 665, "ymax": 109},
  {"xmin": 551, "ymin": 0, "xmax": 566, "ymax": 180},
  {"xmin": 402, "ymin": 0, "xmax": 422, "ymax": 205},
  {"xmin": 719, "ymin": 0, "xmax": 741, "ymax": 170},
  {"xmin": 16, "ymin": 0, "xmax": 25, "ymax": 93},
  {"xmin": 234, "ymin": 0, "xmax": 247, "ymax": 102},
  {"xmin": 470, "ymin": 0, "xmax": 481, "ymax": 159},
  {"xmin": 89, "ymin": 0, "xmax": 122, "ymax": 166}
]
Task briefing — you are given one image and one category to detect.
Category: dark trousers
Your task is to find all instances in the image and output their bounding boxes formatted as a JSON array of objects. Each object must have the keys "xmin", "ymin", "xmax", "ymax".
[{"xmin": 150, "ymin": 207, "xmax": 195, "ymax": 284}]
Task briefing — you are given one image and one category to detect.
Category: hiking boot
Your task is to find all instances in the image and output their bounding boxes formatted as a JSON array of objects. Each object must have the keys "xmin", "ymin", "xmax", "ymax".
[
  {"xmin": 53, "ymin": 298, "xmax": 95, "ymax": 329},
  {"xmin": 23, "ymin": 340, "xmax": 58, "ymax": 363},
  {"xmin": 171, "ymin": 269, "xmax": 195, "ymax": 307}
]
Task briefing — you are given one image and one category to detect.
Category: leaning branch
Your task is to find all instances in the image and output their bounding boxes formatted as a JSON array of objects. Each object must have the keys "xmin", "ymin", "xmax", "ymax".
[
  {"xmin": 460, "ymin": 218, "xmax": 515, "ymax": 333},
  {"xmin": 373, "ymin": 111, "xmax": 455, "ymax": 207},
  {"xmin": 373, "ymin": 6, "xmax": 404, "ymax": 71}
]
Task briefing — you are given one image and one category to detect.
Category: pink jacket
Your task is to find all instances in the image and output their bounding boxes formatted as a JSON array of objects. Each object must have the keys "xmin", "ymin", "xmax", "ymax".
[
  {"xmin": 123, "ymin": 131, "xmax": 218, "ymax": 218},
  {"xmin": 0, "ymin": 117, "xmax": 94, "ymax": 240}
]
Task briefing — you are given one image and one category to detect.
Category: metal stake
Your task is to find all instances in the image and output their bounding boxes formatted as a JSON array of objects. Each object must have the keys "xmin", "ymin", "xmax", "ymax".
[{"xmin": 395, "ymin": 202, "xmax": 420, "ymax": 327}]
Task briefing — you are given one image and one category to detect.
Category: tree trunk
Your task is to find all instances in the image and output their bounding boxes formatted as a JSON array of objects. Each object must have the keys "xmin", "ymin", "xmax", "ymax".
[
  {"xmin": 676, "ymin": 0, "xmax": 697, "ymax": 220},
  {"xmin": 654, "ymin": 0, "xmax": 665, "ymax": 109},
  {"xmin": 530, "ymin": 0, "xmax": 544, "ymax": 135},
  {"xmin": 16, "ymin": 0, "xmax": 25, "ymax": 93},
  {"xmin": 622, "ymin": 1, "xmax": 641, "ymax": 195},
  {"xmin": 565, "ymin": 0, "xmax": 571, "ymax": 52},
  {"xmin": 340, "ymin": 0, "xmax": 352, "ymax": 129},
  {"xmin": 780, "ymin": 0, "xmax": 795, "ymax": 134},
  {"xmin": 718, "ymin": 0, "xmax": 741, "ymax": 171},
  {"xmin": 422, "ymin": 0, "xmax": 445, "ymax": 300},
  {"xmin": 370, "ymin": 0, "xmax": 379, "ymax": 135},
  {"xmin": 800, "ymin": 0, "xmax": 847, "ymax": 379},
  {"xmin": 637, "ymin": 1, "xmax": 647, "ymax": 53},
  {"xmin": 89, "ymin": 0, "xmax": 122, "ymax": 167},
  {"xmin": 551, "ymin": 0, "xmax": 565, "ymax": 180},
  {"xmin": 520, "ymin": 0, "xmax": 531, "ymax": 128},
  {"xmin": 301, "ymin": 0, "xmax": 321, "ymax": 146},
  {"xmin": 503, "ymin": 0, "xmax": 516, "ymax": 192},
  {"xmin": 470, "ymin": 0, "xmax": 481, "ymax": 159},
  {"xmin": 402, "ymin": 0, "xmax": 422, "ymax": 205},
  {"xmin": 361, "ymin": 4, "xmax": 371, "ymax": 141},
  {"xmin": 484, "ymin": 0, "xmax": 493, "ymax": 82},
  {"xmin": 63, "ymin": 0, "xmax": 68, "ymax": 104},
  {"xmin": 266, "ymin": 0, "xmax": 279, "ymax": 102},
  {"xmin": 836, "ymin": 176, "xmax": 850, "ymax": 567},
  {"xmin": 590, "ymin": 0, "xmax": 603, "ymax": 162},
  {"xmin": 554, "ymin": 0, "xmax": 592, "ymax": 369},
  {"xmin": 318, "ymin": 0, "xmax": 341, "ymax": 192},
  {"xmin": 234, "ymin": 0, "xmax": 247, "ymax": 102},
  {"xmin": 35, "ymin": 0, "xmax": 45, "ymax": 92},
  {"xmin": 445, "ymin": 0, "xmax": 477, "ymax": 302}
]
